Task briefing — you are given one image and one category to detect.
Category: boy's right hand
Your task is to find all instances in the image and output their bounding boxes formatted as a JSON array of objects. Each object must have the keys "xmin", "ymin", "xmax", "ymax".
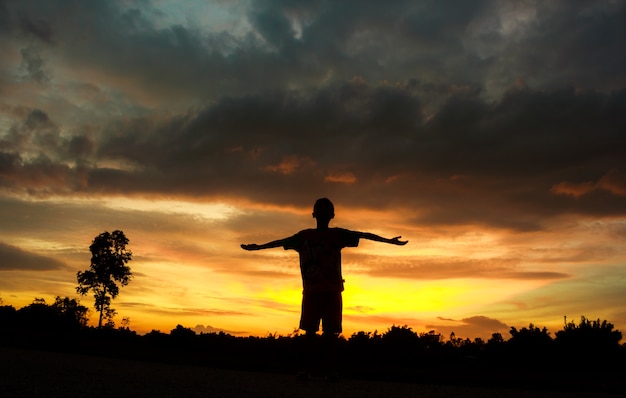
[{"xmin": 241, "ymin": 244, "xmax": 259, "ymax": 250}]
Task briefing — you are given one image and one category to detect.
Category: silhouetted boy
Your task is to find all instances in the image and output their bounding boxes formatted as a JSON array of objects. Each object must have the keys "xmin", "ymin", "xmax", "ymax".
[{"xmin": 241, "ymin": 197, "xmax": 407, "ymax": 381}]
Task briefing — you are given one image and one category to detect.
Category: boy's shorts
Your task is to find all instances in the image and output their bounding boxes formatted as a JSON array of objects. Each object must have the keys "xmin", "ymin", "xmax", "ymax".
[{"xmin": 300, "ymin": 291, "xmax": 342, "ymax": 334}]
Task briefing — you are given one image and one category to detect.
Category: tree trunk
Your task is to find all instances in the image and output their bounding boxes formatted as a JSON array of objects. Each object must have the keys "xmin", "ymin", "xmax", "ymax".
[
  {"xmin": 98, "ymin": 306, "xmax": 103, "ymax": 329},
  {"xmin": 97, "ymin": 286, "xmax": 106, "ymax": 329}
]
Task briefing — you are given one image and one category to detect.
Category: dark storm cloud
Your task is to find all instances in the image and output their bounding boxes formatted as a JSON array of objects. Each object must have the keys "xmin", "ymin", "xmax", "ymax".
[
  {"xmin": 507, "ymin": 1, "xmax": 626, "ymax": 92},
  {"xmin": 3, "ymin": 1, "xmax": 624, "ymax": 101},
  {"xmin": 0, "ymin": 241, "xmax": 66, "ymax": 271},
  {"xmin": 2, "ymin": 82, "xmax": 626, "ymax": 230},
  {"xmin": 2, "ymin": 0, "xmax": 289, "ymax": 99},
  {"xmin": 2, "ymin": 108, "xmax": 59, "ymax": 151},
  {"xmin": 246, "ymin": 0, "xmax": 489, "ymax": 85},
  {"xmin": 1, "ymin": 1, "xmax": 625, "ymax": 230},
  {"xmin": 79, "ymin": 85, "xmax": 626, "ymax": 221},
  {"xmin": 0, "ymin": 106, "xmax": 95, "ymax": 194},
  {"xmin": 19, "ymin": 45, "xmax": 49, "ymax": 83}
]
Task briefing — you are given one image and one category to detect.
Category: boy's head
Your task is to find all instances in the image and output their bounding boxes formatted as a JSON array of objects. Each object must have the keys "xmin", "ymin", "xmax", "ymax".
[{"xmin": 313, "ymin": 197, "xmax": 335, "ymax": 222}]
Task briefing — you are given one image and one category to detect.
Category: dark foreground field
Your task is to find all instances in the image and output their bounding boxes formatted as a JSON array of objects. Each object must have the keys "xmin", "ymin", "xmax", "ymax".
[{"xmin": 1, "ymin": 347, "xmax": 621, "ymax": 398}]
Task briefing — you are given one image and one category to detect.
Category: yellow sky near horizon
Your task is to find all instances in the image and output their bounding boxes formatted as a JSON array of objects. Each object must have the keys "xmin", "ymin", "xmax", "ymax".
[{"xmin": 2, "ymin": 195, "xmax": 624, "ymax": 341}]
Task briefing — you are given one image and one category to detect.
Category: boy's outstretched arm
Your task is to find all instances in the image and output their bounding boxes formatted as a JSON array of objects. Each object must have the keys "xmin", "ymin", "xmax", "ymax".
[
  {"xmin": 356, "ymin": 231, "xmax": 408, "ymax": 245},
  {"xmin": 241, "ymin": 238, "xmax": 286, "ymax": 251}
]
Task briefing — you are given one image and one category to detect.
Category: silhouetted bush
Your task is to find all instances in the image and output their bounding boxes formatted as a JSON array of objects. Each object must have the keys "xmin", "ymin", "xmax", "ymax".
[
  {"xmin": 170, "ymin": 324, "xmax": 196, "ymax": 342},
  {"xmin": 555, "ymin": 316, "xmax": 623, "ymax": 368},
  {"xmin": 0, "ymin": 305, "xmax": 17, "ymax": 326}
]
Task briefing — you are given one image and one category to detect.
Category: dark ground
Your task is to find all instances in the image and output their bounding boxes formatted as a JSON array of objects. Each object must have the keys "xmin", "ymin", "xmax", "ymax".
[{"xmin": 0, "ymin": 347, "xmax": 621, "ymax": 398}]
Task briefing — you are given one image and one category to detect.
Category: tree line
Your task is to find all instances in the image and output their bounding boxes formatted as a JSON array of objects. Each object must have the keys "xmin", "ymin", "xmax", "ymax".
[
  {"xmin": 1, "ymin": 229, "xmax": 624, "ymax": 370},
  {"xmin": 1, "ymin": 229, "xmax": 625, "ymax": 392},
  {"xmin": 1, "ymin": 296, "xmax": 623, "ymax": 363},
  {"xmin": 1, "ymin": 297, "xmax": 625, "ymax": 393}
]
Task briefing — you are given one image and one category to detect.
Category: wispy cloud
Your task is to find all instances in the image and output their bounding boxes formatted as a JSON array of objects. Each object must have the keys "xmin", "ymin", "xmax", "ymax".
[
  {"xmin": 0, "ymin": 241, "xmax": 66, "ymax": 271},
  {"xmin": 348, "ymin": 253, "xmax": 570, "ymax": 281},
  {"xmin": 118, "ymin": 301, "xmax": 249, "ymax": 318}
]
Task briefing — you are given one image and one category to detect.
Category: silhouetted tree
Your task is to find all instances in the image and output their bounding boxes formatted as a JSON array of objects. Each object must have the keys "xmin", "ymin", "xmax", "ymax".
[
  {"xmin": 0, "ymin": 304, "xmax": 17, "ymax": 328},
  {"xmin": 145, "ymin": 329, "xmax": 167, "ymax": 337},
  {"xmin": 16, "ymin": 298, "xmax": 57, "ymax": 329},
  {"xmin": 556, "ymin": 316, "xmax": 622, "ymax": 362},
  {"xmin": 508, "ymin": 323, "xmax": 553, "ymax": 365},
  {"xmin": 418, "ymin": 330, "xmax": 443, "ymax": 350},
  {"xmin": 509, "ymin": 323, "xmax": 552, "ymax": 345},
  {"xmin": 119, "ymin": 316, "xmax": 131, "ymax": 331},
  {"xmin": 448, "ymin": 332, "xmax": 461, "ymax": 347},
  {"xmin": 76, "ymin": 230, "xmax": 132, "ymax": 328},
  {"xmin": 170, "ymin": 324, "xmax": 196, "ymax": 346},
  {"xmin": 170, "ymin": 324, "xmax": 196, "ymax": 337},
  {"xmin": 383, "ymin": 325, "xmax": 419, "ymax": 343},
  {"xmin": 380, "ymin": 325, "xmax": 420, "ymax": 364},
  {"xmin": 11, "ymin": 297, "xmax": 88, "ymax": 333},
  {"xmin": 51, "ymin": 296, "xmax": 89, "ymax": 329},
  {"xmin": 447, "ymin": 332, "xmax": 482, "ymax": 349},
  {"xmin": 484, "ymin": 332, "xmax": 505, "ymax": 358},
  {"xmin": 473, "ymin": 337, "xmax": 485, "ymax": 345},
  {"xmin": 349, "ymin": 330, "xmax": 372, "ymax": 345},
  {"xmin": 488, "ymin": 332, "xmax": 504, "ymax": 345},
  {"xmin": 557, "ymin": 316, "xmax": 622, "ymax": 344}
]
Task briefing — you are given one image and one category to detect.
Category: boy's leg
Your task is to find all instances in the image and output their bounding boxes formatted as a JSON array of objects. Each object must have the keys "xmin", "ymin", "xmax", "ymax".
[
  {"xmin": 299, "ymin": 291, "xmax": 343, "ymax": 379},
  {"xmin": 321, "ymin": 331, "xmax": 340, "ymax": 380},
  {"xmin": 298, "ymin": 293, "xmax": 321, "ymax": 378},
  {"xmin": 298, "ymin": 330, "xmax": 318, "ymax": 379},
  {"xmin": 320, "ymin": 292, "xmax": 342, "ymax": 380},
  {"xmin": 320, "ymin": 291, "xmax": 343, "ymax": 334},
  {"xmin": 299, "ymin": 292, "xmax": 322, "ymax": 332}
]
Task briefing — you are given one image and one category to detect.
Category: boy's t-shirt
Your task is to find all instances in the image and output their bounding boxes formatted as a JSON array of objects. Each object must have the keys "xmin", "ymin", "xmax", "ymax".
[{"xmin": 282, "ymin": 227, "xmax": 360, "ymax": 293}]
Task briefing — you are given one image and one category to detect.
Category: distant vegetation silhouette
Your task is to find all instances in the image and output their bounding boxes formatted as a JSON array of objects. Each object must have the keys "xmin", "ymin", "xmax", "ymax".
[
  {"xmin": 1, "ymin": 298, "xmax": 624, "ymax": 393},
  {"xmin": 76, "ymin": 230, "xmax": 133, "ymax": 328},
  {"xmin": 0, "ymin": 297, "xmax": 88, "ymax": 334}
]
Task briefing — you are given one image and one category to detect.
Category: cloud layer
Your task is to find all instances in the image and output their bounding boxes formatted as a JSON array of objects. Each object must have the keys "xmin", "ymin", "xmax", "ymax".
[
  {"xmin": 2, "ymin": 84, "xmax": 625, "ymax": 227},
  {"xmin": 0, "ymin": 241, "xmax": 66, "ymax": 271}
]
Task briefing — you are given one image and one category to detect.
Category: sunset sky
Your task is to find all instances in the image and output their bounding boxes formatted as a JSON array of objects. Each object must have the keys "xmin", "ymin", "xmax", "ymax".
[{"xmin": 1, "ymin": 0, "xmax": 625, "ymax": 340}]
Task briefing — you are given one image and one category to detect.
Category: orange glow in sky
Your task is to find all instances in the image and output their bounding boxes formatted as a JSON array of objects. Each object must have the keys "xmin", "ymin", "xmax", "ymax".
[
  {"xmin": 3, "ymin": 195, "xmax": 624, "ymax": 341},
  {"xmin": 1, "ymin": 1, "xmax": 625, "ymax": 342}
]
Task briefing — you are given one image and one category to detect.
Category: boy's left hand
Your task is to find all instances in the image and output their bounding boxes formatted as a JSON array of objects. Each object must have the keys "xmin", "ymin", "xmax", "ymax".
[{"xmin": 390, "ymin": 236, "xmax": 408, "ymax": 245}]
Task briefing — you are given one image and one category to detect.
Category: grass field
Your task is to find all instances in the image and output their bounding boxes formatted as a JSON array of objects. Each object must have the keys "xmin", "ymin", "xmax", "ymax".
[{"xmin": 0, "ymin": 347, "xmax": 620, "ymax": 398}]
